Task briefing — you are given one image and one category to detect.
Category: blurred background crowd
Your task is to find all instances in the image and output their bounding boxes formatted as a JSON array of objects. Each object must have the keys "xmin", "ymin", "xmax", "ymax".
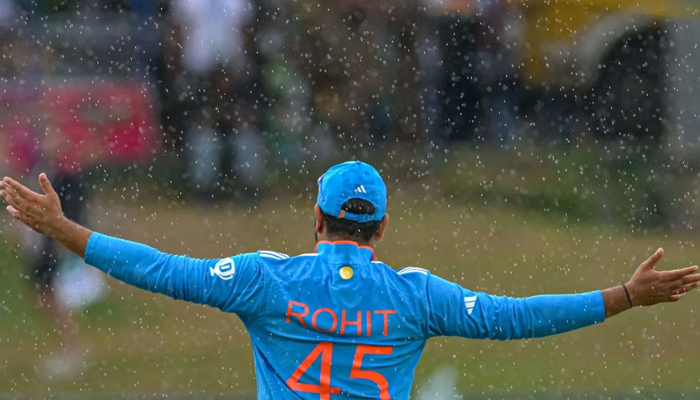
[
  {"xmin": 0, "ymin": 0, "xmax": 527, "ymax": 197},
  {"xmin": 1, "ymin": 0, "xmax": 697, "ymax": 202}
]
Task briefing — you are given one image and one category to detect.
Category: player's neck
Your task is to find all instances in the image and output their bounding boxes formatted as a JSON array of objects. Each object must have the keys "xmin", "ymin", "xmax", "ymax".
[{"xmin": 316, "ymin": 236, "xmax": 373, "ymax": 248}]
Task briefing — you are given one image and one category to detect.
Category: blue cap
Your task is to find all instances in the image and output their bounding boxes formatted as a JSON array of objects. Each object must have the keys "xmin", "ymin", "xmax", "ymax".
[{"xmin": 317, "ymin": 161, "xmax": 387, "ymax": 223}]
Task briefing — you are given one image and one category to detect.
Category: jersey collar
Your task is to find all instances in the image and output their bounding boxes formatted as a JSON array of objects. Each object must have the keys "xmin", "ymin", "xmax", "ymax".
[{"xmin": 314, "ymin": 240, "xmax": 376, "ymax": 263}]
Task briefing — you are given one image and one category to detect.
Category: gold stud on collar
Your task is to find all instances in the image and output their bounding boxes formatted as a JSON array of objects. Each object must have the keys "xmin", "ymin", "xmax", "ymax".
[{"xmin": 339, "ymin": 266, "xmax": 354, "ymax": 280}]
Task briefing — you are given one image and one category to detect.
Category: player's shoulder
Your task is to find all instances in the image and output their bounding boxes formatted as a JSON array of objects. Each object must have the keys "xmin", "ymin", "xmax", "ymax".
[
  {"xmin": 381, "ymin": 264, "xmax": 434, "ymax": 308},
  {"xmin": 226, "ymin": 250, "xmax": 318, "ymax": 276},
  {"xmin": 256, "ymin": 250, "xmax": 292, "ymax": 261},
  {"xmin": 221, "ymin": 250, "xmax": 298, "ymax": 269},
  {"xmin": 249, "ymin": 250, "xmax": 321, "ymax": 265},
  {"xmin": 395, "ymin": 267, "xmax": 458, "ymax": 291},
  {"xmin": 395, "ymin": 266, "xmax": 431, "ymax": 278},
  {"xmin": 387, "ymin": 264, "xmax": 434, "ymax": 289},
  {"xmin": 368, "ymin": 260, "xmax": 432, "ymax": 280}
]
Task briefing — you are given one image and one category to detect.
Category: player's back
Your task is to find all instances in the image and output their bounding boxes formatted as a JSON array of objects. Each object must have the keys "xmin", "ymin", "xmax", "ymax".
[
  {"xmin": 245, "ymin": 241, "xmax": 430, "ymax": 400},
  {"xmin": 78, "ymin": 160, "xmax": 608, "ymax": 400}
]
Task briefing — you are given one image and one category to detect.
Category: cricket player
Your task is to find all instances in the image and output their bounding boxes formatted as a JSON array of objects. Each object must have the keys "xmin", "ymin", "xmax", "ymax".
[{"xmin": 1, "ymin": 161, "xmax": 698, "ymax": 399}]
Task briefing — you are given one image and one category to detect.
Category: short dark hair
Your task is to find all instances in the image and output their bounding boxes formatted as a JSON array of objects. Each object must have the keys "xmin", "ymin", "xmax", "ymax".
[{"xmin": 322, "ymin": 199, "xmax": 383, "ymax": 243}]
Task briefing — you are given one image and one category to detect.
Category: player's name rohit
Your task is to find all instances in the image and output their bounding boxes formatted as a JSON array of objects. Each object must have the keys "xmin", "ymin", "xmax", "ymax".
[{"xmin": 286, "ymin": 300, "xmax": 397, "ymax": 337}]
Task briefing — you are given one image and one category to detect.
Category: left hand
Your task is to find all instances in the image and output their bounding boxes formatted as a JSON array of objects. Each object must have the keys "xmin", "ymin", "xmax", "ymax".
[
  {"xmin": 0, "ymin": 173, "xmax": 65, "ymax": 236},
  {"xmin": 626, "ymin": 248, "xmax": 700, "ymax": 306}
]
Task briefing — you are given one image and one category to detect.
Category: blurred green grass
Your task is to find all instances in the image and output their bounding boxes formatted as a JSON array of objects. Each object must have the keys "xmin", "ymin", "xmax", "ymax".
[
  {"xmin": 2, "ymin": 187, "xmax": 700, "ymax": 397},
  {"xmin": 432, "ymin": 144, "xmax": 684, "ymax": 229}
]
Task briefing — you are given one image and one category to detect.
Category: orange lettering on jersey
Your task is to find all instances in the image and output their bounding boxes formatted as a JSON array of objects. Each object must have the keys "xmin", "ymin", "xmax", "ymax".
[
  {"xmin": 341, "ymin": 310, "xmax": 362, "ymax": 336},
  {"xmin": 374, "ymin": 310, "xmax": 397, "ymax": 336},
  {"xmin": 286, "ymin": 300, "xmax": 310, "ymax": 328},
  {"xmin": 366, "ymin": 310, "xmax": 372, "ymax": 337},
  {"xmin": 312, "ymin": 308, "xmax": 338, "ymax": 333}
]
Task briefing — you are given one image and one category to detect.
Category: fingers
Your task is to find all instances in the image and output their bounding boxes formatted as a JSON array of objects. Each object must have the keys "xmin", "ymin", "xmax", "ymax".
[
  {"xmin": 669, "ymin": 292, "xmax": 687, "ymax": 302},
  {"xmin": 660, "ymin": 265, "xmax": 699, "ymax": 281},
  {"xmin": 673, "ymin": 282, "xmax": 700, "ymax": 295},
  {"xmin": 38, "ymin": 173, "xmax": 58, "ymax": 198},
  {"xmin": 640, "ymin": 248, "xmax": 664, "ymax": 270},
  {"xmin": 666, "ymin": 277, "xmax": 700, "ymax": 302},
  {"xmin": 1, "ymin": 182, "xmax": 39, "ymax": 212},
  {"xmin": 0, "ymin": 181, "xmax": 17, "ymax": 200},
  {"xmin": 0, "ymin": 183, "xmax": 29, "ymax": 212},
  {"xmin": 2, "ymin": 176, "xmax": 37, "ymax": 200},
  {"xmin": 6, "ymin": 205, "xmax": 21, "ymax": 219},
  {"xmin": 1, "ymin": 176, "xmax": 55, "ymax": 224},
  {"xmin": 1, "ymin": 176, "xmax": 62, "ymax": 235},
  {"xmin": 0, "ymin": 189, "xmax": 20, "ymax": 209},
  {"xmin": 680, "ymin": 273, "xmax": 700, "ymax": 285},
  {"xmin": 6, "ymin": 204, "xmax": 36, "ymax": 229}
]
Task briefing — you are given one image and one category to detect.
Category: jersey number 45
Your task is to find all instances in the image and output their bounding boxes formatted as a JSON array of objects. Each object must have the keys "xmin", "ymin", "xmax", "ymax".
[{"xmin": 286, "ymin": 342, "xmax": 392, "ymax": 399}]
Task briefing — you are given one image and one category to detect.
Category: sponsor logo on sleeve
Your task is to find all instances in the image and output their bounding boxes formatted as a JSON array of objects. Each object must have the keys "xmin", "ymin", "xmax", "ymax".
[
  {"xmin": 210, "ymin": 258, "xmax": 236, "ymax": 280},
  {"xmin": 464, "ymin": 296, "xmax": 477, "ymax": 315}
]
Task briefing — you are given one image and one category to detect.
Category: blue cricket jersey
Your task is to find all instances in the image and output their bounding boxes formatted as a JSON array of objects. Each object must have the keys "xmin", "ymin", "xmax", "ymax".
[{"xmin": 85, "ymin": 233, "xmax": 605, "ymax": 399}]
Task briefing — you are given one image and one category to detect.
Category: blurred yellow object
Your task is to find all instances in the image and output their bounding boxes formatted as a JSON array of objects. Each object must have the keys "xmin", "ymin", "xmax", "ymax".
[
  {"xmin": 518, "ymin": 0, "xmax": 698, "ymax": 88},
  {"xmin": 510, "ymin": 0, "xmax": 700, "ymax": 141}
]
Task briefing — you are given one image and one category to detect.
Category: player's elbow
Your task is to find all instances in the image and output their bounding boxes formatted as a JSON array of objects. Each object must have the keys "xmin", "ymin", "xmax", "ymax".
[
  {"xmin": 489, "ymin": 303, "xmax": 538, "ymax": 340},
  {"xmin": 488, "ymin": 325, "xmax": 535, "ymax": 341}
]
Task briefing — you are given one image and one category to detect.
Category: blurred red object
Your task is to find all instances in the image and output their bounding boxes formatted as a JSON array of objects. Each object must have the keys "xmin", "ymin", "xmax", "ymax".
[{"xmin": 0, "ymin": 79, "xmax": 159, "ymax": 175}]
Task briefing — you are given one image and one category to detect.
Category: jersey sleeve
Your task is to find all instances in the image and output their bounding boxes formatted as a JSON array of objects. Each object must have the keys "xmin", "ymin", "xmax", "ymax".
[
  {"xmin": 84, "ymin": 232, "xmax": 265, "ymax": 319},
  {"xmin": 426, "ymin": 273, "xmax": 605, "ymax": 340}
]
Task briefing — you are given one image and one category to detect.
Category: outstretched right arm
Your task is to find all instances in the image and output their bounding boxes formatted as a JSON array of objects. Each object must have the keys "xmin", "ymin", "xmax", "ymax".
[{"xmin": 0, "ymin": 174, "xmax": 264, "ymax": 316}]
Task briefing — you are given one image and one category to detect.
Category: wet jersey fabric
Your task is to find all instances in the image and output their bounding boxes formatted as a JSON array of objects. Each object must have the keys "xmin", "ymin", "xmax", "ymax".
[{"xmin": 85, "ymin": 232, "xmax": 606, "ymax": 399}]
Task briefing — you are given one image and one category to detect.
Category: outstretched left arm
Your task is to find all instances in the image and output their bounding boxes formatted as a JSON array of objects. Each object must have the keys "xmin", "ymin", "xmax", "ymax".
[
  {"xmin": 427, "ymin": 249, "xmax": 700, "ymax": 340},
  {"xmin": 427, "ymin": 277, "xmax": 608, "ymax": 340}
]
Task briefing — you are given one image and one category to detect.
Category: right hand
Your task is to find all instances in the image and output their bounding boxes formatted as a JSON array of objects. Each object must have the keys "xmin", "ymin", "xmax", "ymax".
[
  {"xmin": 0, "ymin": 173, "xmax": 65, "ymax": 236},
  {"xmin": 626, "ymin": 248, "xmax": 700, "ymax": 306}
]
